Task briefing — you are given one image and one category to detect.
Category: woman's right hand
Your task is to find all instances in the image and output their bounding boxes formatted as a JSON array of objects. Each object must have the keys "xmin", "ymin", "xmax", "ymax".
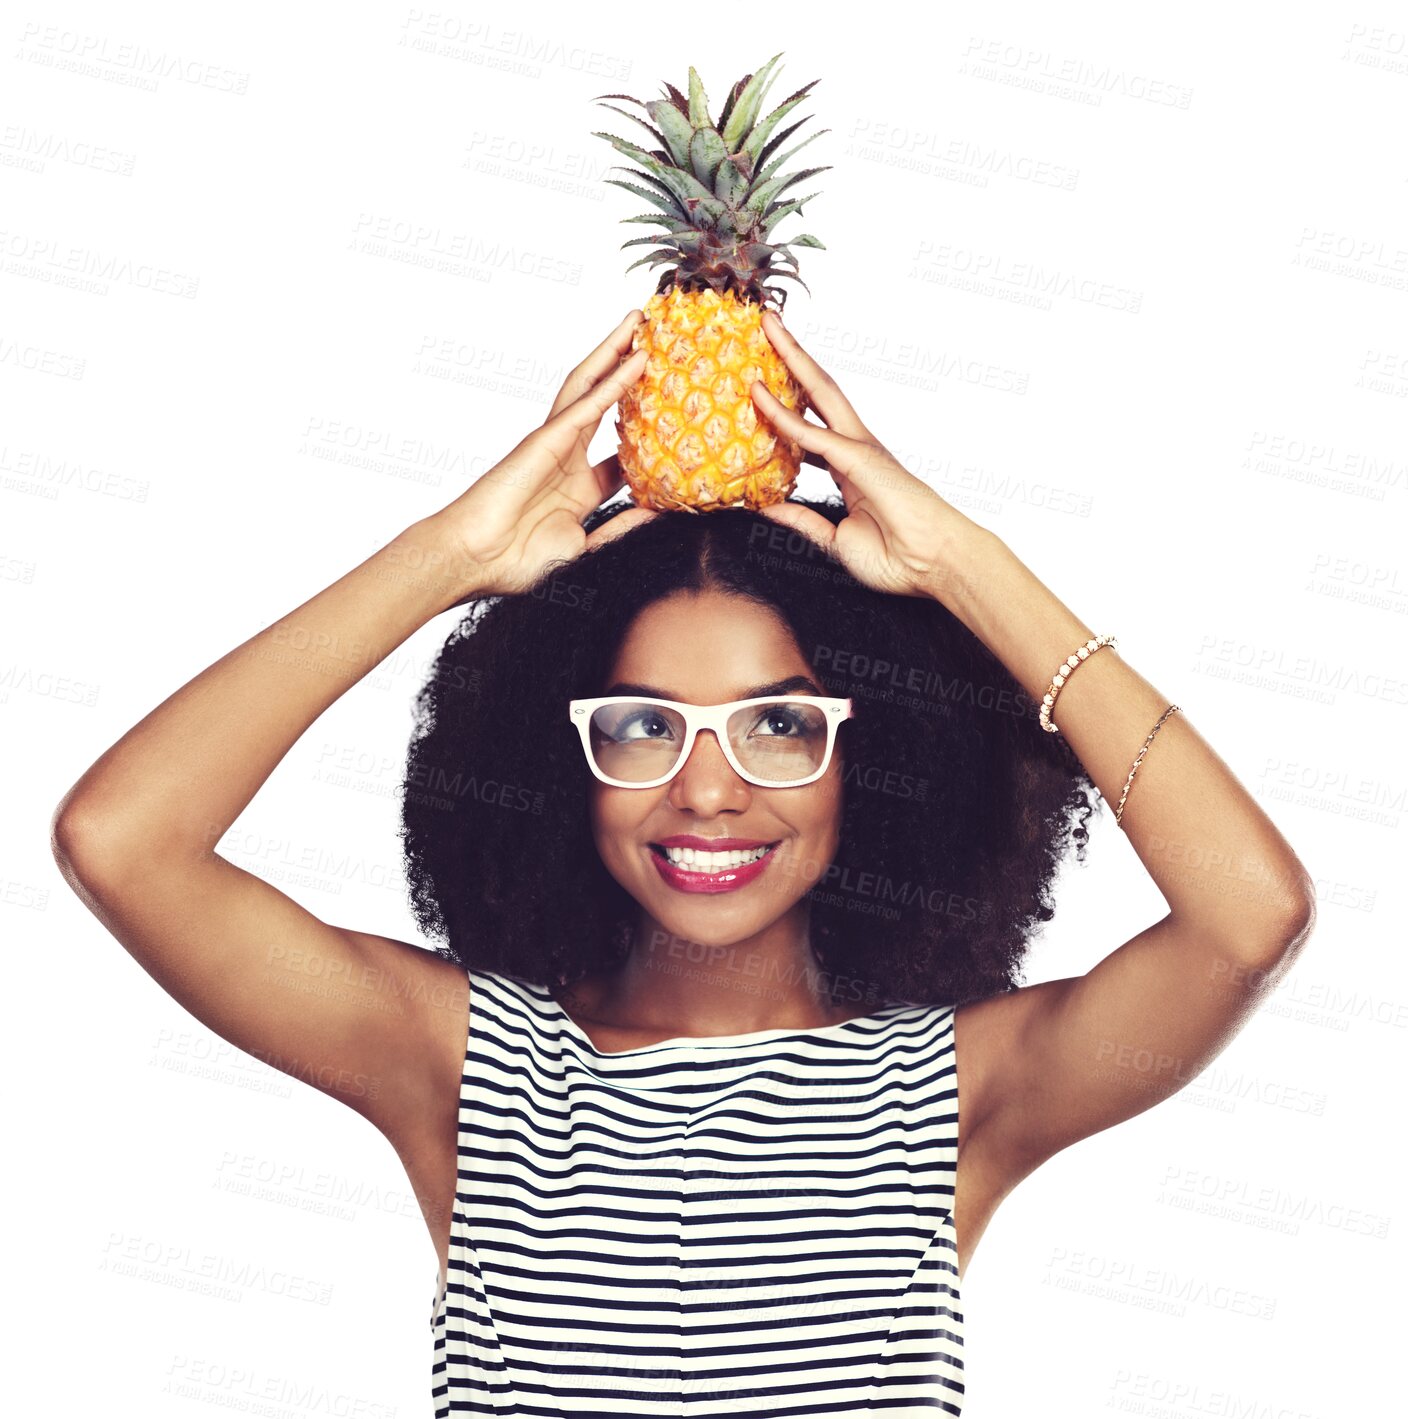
[{"xmin": 423, "ymin": 311, "xmax": 658, "ymax": 602}]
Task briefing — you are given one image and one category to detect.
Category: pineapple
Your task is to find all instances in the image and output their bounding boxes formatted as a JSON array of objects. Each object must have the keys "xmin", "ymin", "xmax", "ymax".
[{"xmin": 592, "ymin": 53, "xmax": 829, "ymax": 511}]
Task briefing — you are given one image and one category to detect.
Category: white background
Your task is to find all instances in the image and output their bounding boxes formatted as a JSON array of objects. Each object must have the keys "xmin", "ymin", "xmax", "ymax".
[{"xmin": 7, "ymin": 3, "xmax": 1405, "ymax": 1414}]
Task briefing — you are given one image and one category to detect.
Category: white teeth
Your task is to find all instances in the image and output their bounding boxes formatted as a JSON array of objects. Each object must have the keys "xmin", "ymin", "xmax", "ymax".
[{"xmin": 661, "ymin": 843, "xmax": 772, "ymax": 871}]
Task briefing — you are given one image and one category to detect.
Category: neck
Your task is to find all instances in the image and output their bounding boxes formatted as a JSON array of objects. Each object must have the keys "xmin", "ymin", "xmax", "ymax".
[{"xmin": 578, "ymin": 903, "xmax": 863, "ymax": 1036}]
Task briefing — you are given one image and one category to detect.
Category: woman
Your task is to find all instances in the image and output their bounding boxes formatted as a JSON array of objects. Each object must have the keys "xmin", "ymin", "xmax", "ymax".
[{"xmin": 52, "ymin": 310, "xmax": 1316, "ymax": 1416}]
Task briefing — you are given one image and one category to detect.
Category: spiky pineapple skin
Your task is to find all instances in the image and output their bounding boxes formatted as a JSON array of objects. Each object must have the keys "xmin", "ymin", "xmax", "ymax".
[{"xmin": 615, "ymin": 287, "xmax": 810, "ymax": 512}]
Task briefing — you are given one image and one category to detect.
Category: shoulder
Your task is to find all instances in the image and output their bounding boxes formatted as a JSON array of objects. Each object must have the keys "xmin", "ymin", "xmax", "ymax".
[
  {"xmin": 952, "ymin": 980, "xmax": 1066, "ymax": 1145},
  {"xmin": 338, "ymin": 932, "xmax": 473, "ymax": 1100}
]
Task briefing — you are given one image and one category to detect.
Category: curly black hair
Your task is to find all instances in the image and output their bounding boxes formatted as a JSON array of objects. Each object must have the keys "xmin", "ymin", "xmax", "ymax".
[{"xmin": 399, "ymin": 494, "xmax": 1100, "ymax": 1011}]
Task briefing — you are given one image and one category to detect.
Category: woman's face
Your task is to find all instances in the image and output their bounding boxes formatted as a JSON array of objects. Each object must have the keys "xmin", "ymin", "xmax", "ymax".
[{"xmin": 588, "ymin": 588, "xmax": 845, "ymax": 950}]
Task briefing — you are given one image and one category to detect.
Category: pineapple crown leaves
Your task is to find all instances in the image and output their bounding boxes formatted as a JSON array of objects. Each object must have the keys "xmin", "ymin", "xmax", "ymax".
[
  {"xmin": 687, "ymin": 67, "xmax": 710, "ymax": 127},
  {"xmin": 592, "ymin": 130, "xmax": 728, "ymax": 226},
  {"xmin": 744, "ymin": 164, "xmax": 832, "ymax": 219},
  {"xmin": 590, "ymin": 54, "xmax": 829, "ymax": 304},
  {"xmin": 644, "ymin": 98, "xmax": 698, "ymax": 171},
  {"xmin": 688, "ymin": 127, "xmax": 731, "ymax": 190},
  {"xmin": 602, "ymin": 178, "xmax": 682, "ymax": 219},
  {"xmin": 719, "ymin": 52, "xmax": 783, "ymax": 148},
  {"xmin": 755, "ymin": 123, "xmax": 830, "ymax": 187}
]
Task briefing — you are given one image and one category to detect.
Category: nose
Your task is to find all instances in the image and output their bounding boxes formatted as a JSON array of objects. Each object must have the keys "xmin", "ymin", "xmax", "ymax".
[{"xmin": 666, "ymin": 727, "xmax": 751, "ymax": 813}]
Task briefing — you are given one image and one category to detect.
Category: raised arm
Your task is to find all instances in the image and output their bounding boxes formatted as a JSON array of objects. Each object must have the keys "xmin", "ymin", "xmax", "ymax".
[
  {"xmin": 50, "ymin": 518, "xmax": 475, "ymax": 1138},
  {"xmin": 50, "ymin": 313, "xmax": 655, "ymax": 1156},
  {"xmin": 748, "ymin": 306, "xmax": 1316, "ymax": 1187},
  {"xmin": 920, "ymin": 525, "xmax": 1315, "ymax": 1175}
]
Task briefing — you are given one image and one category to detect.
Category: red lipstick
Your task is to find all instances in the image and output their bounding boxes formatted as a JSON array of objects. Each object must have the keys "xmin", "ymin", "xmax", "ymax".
[{"xmin": 647, "ymin": 836, "xmax": 781, "ymax": 894}]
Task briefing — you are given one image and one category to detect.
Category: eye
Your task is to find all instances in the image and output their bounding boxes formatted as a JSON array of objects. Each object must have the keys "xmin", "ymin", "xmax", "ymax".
[
  {"xmin": 615, "ymin": 708, "xmax": 676, "ymax": 740},
  {"xmin": 750, "ymin": 707, "xmax": 806, "ymax": 737}
]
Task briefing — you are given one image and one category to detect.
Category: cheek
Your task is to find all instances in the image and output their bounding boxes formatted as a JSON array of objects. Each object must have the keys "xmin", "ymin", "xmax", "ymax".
[
  {"xmin": 814, "ymin": 774, "xmax": 846, "ymax": 854},
  {"xmin": 589, "ymin": 787, "xmax": 642, "ymax": 863},
  {"xmin": 819, "ymin": 755, "xmax": 845, "ymax": 819},
  {"xmin": 785, "ymin": 777, "xmax": 844, "ymax": 847},
  {"xmin": 588, "ymin": 788, "xmax": 613, "ymax": 856}
]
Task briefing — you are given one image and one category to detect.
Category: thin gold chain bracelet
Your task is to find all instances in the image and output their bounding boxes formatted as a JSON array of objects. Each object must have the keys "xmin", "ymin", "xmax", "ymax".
[{"xmin": 1114, "ymin": 704, "xmax": 1181, "ymax": 826}]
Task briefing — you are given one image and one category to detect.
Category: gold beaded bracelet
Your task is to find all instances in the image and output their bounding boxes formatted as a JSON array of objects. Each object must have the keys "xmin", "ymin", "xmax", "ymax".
[
  {"xmin": 1113, "ymin": 704, "xmax": 1180, "ymax": 827},
  {"xmin": 1039, "ymin": 634, "xmax": 1118, "ymax": 734}
]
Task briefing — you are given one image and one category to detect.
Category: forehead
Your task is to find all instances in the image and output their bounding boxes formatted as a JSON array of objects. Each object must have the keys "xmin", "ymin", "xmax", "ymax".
[{"xmin": 606, "ymin": 590, "xmax": 811, "ymax": 699}]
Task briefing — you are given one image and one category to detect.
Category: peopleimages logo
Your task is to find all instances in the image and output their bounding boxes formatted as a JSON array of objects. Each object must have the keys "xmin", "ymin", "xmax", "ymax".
[
  {"xmin": 813, "ymin": 644, "xmax": 1037, "ymax": 717},
  {"xmin": 841, "ymin": 760, "xmax": 929, "ymax": 800},
  {"xmin": 1194, "ymin": 635, "xmax": 1408, "ymax": 707}
]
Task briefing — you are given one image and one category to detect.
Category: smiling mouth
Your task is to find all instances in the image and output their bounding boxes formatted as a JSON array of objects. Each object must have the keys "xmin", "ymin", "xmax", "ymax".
[{"xmin": 650, "ymin": 840, "xmax": 783, "ymax": 862}]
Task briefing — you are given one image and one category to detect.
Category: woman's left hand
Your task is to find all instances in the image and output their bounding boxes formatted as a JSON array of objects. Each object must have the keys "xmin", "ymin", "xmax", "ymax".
[{"xmin": 750, "ymin": 309, "xmax": 978, "ymax": 598}]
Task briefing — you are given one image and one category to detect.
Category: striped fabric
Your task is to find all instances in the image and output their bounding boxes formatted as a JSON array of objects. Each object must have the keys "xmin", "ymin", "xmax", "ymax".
[{"xmin": 430, "ymin": 967, "xmax": 963, "ymax": 1417}]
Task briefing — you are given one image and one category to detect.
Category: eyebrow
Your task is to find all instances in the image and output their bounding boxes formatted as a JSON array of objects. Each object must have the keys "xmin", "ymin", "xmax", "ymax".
[{"xmin": 603, "ymin": 674, "xmax": 826, "ymax": 701}]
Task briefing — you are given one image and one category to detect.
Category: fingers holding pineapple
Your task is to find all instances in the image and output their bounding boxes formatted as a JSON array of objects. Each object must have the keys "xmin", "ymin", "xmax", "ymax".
[
  {"xmin": 546, "ymin": 309, "xmax": 645, "ymax": 424},
  {"xmin": 756, "ymin": 309, "xmax": 875, "ymax": 444},
  {"xmin": 425, "ymin": 336, "xmax": 657, "ymax": 602},
  {"xmin": 747, "ymin": 312, "xmax": 967, "ymax": 599},
  {"xmin": 541, "ymin": 309, "xmax": 649, "ymax": 509}
]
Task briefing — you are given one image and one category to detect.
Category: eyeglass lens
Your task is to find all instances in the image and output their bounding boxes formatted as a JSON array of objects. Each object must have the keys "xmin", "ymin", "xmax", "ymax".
[{"xmin": 586, "ymin": 699, "xmax": 832, "ymax": 785}]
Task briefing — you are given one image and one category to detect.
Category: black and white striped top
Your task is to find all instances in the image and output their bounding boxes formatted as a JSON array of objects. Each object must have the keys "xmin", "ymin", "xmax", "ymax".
[{"xmin": 430, "ymin": 967, "xmax": 964, "ymax": 1417}]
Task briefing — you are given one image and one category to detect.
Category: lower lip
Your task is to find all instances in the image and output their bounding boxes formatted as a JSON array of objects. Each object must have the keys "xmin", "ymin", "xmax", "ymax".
[{"xmin": 648, "ymin": 843, "xmax": 780, "ymax": 894}]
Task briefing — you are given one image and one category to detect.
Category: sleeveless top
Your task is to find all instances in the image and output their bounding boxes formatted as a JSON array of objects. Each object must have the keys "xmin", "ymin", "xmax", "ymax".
[{"xmin": 430, "ymin": 967, "xmax": 964, "ymax": 1417}]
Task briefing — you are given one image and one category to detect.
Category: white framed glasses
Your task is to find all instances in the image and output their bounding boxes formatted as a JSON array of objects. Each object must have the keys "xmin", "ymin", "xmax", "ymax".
[{"xmin": 569, "ymin": 694, "xmax": 855, "ymax": 790}]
